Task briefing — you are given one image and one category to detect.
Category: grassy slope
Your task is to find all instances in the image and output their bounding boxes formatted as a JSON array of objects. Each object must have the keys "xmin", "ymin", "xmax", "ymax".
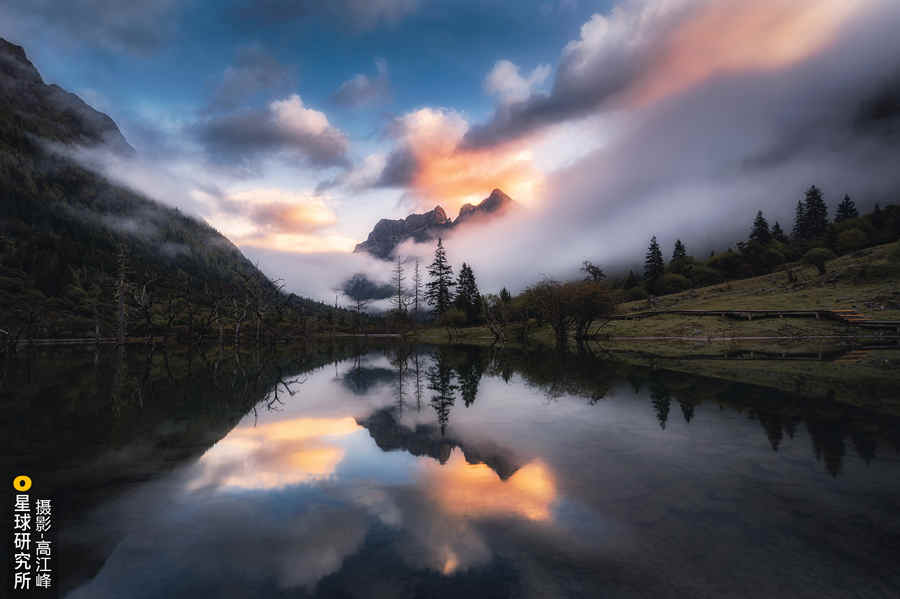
[
  {"xmin": 413, "ymin": 243, "xmax": 900, "ymax": 407},
  {"xmin": 612, "ymin": 240, "xmax": 900, "ymax": 333}
]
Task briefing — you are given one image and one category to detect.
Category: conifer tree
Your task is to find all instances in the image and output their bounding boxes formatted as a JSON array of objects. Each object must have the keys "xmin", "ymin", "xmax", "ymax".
[
  {"xmin": 672, "ymin": 239, "xmax": 687, "ymax": 261},
  {"xmin": 644, "ymin": 236, "xmax": 665, "ymax": 281},
  {"xmin": 792, "ymin": 200, "xmax": 807, "ymax": 240},
  {"xmin": 425, "ymin": 238, "xmax": 455, "ymax": 316},
  {"xmin": 804, "ymin": 185, "xmax": 829, "ymax": 238},
  {"xmin": 750, "ymin": 210, "xmax": 771, "ymax": 244},
  {"xmin": 454, "ymin": 262, "xmax": 481, "ymax": 323},
  {"xmin": 499, "ymin": 287, "xmax": 512, "ymax": 303},
  {"xmin": 771, "ymin": 221, "xmax": 787, "ymax": 243},
  {"xmin": 624, "ymin": 270, "xmax": 640, "ymax": 289},
  {"xmin": 873, "ymin": 203, "xmax": 884, "ymax": 228},
  {"xmin": 835, "ymin": 195, "xmax": 859, "ymax": 222}
]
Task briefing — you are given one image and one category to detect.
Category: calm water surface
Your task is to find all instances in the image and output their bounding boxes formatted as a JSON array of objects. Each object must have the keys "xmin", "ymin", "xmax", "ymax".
[{"xmin": 3, "ymin": 343, "xmax": 900, "ymax": 598}]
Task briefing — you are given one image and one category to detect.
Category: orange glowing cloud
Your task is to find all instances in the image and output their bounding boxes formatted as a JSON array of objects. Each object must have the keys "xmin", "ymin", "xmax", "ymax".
[
  {"xmin": 189, "ymin": 417, "xmax": 361, "ymax": 490},
  {"xmin": 630, "ymin": 0, "xmax": 862, "ymax": 106},
  {"xmin": 394, "ymin": 108, "xmax": 543, "ymax": 214},
  {"xmin": 422, "ymin": 449, "xmax": 556, "ymax": 522},
  {"xmin": 201, "ymin": 187, "xmax": 357, "ymax": 253}
]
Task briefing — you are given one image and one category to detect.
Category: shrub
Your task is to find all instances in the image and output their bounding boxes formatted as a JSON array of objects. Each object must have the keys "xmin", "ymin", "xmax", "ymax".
[
  {"xmin": 688, "ymin": 265, "xmax": 723, "ymax": 287},
  {"xmin": 624, "ymin": 286, "xmax": 648, "ymax": 301},
  {"xmin": 837, "ymin": 228, "xmax": 868, "ymax": 253},
  {"xmin": 889, "ymin": 243, "xmax": 900, "ymax": 263},
  {"xmin": 707, "ymin": 250, "xmax": 743, "ymax": 278},
  {"xmin": 802, "ymin": 248, "xmax": 837, "ymax": 275},
  {"xmin": 653, "ymin": 273, "xmax": 691, "ymax": 295}
]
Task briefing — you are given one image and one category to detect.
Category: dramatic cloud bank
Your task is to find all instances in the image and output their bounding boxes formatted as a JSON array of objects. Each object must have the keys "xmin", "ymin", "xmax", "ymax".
[
  {"xmin": 376, "ymin": 107, "xmax": 542, "ymax": 215},
  {"xmin": 380, "ymin": 0, "xmax": 900, "ymax": 295},
  {"xmin": 21, "ymin": 0, "xmax": 900, "ymax": 304},
  {"xmin": 193, "ymin": 94, "xmax": 349, "ymax": 170}
]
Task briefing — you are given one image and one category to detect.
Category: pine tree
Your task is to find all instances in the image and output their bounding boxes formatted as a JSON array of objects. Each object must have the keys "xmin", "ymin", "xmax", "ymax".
[
  {"xmin": 623, "ymin": 270, "xmax": 640, "ymax": 289},
  {"xmin": 425, "ymin": 238, "xmax": 455, "ymax": 316},
  {"xmin": 750, "ymin": 210, "xmax": 771, "ymax": 244},
  {"xmin": 644, "ymin": 236, "xmax": 665, "ymax": 281},
  {"xmin": 454, "ymin": 262, "xmax": 481, "ymax": 323},
  {"xmin": 835, "ymin": 195, "xmax": 858, "ymax": 222},
  {"xmin": 771, "ymin": 221, "xmax": 787, "ymax": 243},
  {"xmin": 804, "ymin": 185, "xmax": 829, "ymax": 238},
  {"xmin": 873, "ymin": 203, "xmax": 884, "ymax": 228},
  {"xmin": 672, "ymin": 239, "xmax": 687, "ymax": 261},
  {"xmin": 499, "ymin": 287, "xmax": 512, "ymax": 303},
  {"xmin": 792, "ymin": 200, "xmax": 807, "ymax": 240}
]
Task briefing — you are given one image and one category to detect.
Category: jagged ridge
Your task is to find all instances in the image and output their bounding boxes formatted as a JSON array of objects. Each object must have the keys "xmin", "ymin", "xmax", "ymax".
[{"xmin": 354, "ymin": 188, "xmax": 516, "ymax": 259}]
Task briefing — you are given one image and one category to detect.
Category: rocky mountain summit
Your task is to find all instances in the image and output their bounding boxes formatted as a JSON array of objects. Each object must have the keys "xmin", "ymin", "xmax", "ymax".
[
  {"xmin": 0, "ymin": 38, "xmax": 134, "ymax": 155},
  {"xmin": 354, "ymin": 188, "xmax": 516, "ymax": 259}
]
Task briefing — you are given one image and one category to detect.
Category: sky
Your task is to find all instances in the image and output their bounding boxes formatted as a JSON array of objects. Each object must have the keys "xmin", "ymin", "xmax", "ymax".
[{"xmin": 3, "ymin": 0, "xmax": 900, "ymax": 301}]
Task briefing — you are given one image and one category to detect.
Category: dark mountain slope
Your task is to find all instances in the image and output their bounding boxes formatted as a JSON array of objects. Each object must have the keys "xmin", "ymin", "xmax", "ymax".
[{"xmin": 0, "ymin": 38, "xmax": 333, "ymax": 341}]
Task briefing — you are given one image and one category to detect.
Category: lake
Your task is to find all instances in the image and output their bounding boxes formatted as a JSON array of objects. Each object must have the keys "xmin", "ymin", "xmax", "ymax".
[{"xmin": 3, "ymin": 342, "xmax": 900, "ymax": 598}]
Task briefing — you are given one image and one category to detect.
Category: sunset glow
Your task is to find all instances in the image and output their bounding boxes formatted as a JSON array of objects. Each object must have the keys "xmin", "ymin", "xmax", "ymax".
[
  {"xmin": 630, "ymin": 0, "xmax": 861, "ymax": 107},
  {"xmin": 397, "ymin": 108, "xmax": 543, "ymax": 215},
  {"xmin": 189, "ymin": 417, "xmax": 361, "ymax": 490},
  {"xmin": 423, "ymin": 450, "xmax": 557, "ymax": 522}
]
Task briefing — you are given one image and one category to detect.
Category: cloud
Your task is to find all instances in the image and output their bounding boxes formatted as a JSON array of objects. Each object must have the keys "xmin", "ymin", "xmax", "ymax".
[
  {"xmin": 375, "ymin": 107, "xmax": 542, "ymax": 214},
  {"xmin": 192, "ymin": 93, "xmax": 349, "ymax": 170},
  {"xmin": 380, "ymin": 0, "xmax": 900, "ymax": 296},
  {"xmin": 232, "ymin": 0, "xmax": 418, "ymax": 31},
  {"xmin": 240, "ymin": 248, "xmax": 396, "ymax": 304},
  {"xmin": 463, "ymin": 0, "xmax": 866, "ymax": 149},
  {"xmin": 484, "ymin": 60, "xmax": 551, "ymax": 104},
  {"xmin": 209, "ymin": 188, "xmax": 360, "ymax": 253},
  {"xmin": 208, "ymin": 44, "xmax": 295, "ymax": 112},
  {"xmin": 333, "ymin": 58, "xmax": 391, "ymax": 108},
  {"xmin": 0, "ymin": 0, "xmax": 179, "ymax": 54}
]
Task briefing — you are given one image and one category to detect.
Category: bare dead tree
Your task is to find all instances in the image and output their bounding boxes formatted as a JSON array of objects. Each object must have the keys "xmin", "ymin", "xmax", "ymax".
[
  {"xmin": 115, "ymin": 244, "xmax": 128, "ymax": 346},
  {"xmin": 412, "ymin": 258, "xmax": 423, "ymax": 324}
]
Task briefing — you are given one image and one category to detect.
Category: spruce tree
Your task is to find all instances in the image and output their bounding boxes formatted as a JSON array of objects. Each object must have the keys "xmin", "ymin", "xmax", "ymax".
[
  {"xmin": 672, "ymin": 239, "xmax": 687, "ymax": 261},
  {"xmin": 425, "ymin": 238, "xmax": 455, "ymax": 316},
  {"xmin": 623, "ymin": 270, "xmax": 640, "ymax": 289},
  {"xmin": 804, "ymin": 185, "xmax": 829, "ymax": 238},
  {"xmin": 873, "ymin": 203, "xmax": 884, "ymax": 228},
  {"xmin": 454, "ymin": 263, "xmax": 481, "ymax": 323},
  {"xmin": 644, "ymin": 236, "xmax": 665, "ymax": 281},
  {"xmin": 750, "ymin": 210, "xmax": 771, "ymax": 244},
  {"xmin": 499, "ymin": 287, "xmax": 512, "ymax": 303},
  {"xmin": 792, "ymin": 200, "xmax": 807, "ymax": 240},
  {"xmin": 835, "ymin": 195, "xmax": 859, "ymax": 222},
  {"xmin": 771, "ymin": 221, "xmax": 787, "ymax": 243}
]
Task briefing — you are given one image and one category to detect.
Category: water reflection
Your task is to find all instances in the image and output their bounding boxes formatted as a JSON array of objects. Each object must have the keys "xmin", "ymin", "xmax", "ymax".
[{"xmin": 4, "ymin": 342, "xmax": 900, "ymax": 598}]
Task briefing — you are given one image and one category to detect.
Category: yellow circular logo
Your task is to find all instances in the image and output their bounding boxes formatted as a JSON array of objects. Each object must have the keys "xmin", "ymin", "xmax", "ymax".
[{"xmin": 13, "ymin": 475, "xmax": 32, "ymax": 492}]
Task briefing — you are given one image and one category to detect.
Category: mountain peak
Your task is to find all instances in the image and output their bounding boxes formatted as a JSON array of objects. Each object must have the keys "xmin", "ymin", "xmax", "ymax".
[
  {"xmin": 0, "ymin": 37, "xmax": 134, "ymax": 156},
  {"xmin": 454, "ymin": 188, "xmax": 516, "ymax": 226},
  {"xmin": 354, "ymin": 189, "xmax": 518, "ymax": 260}
]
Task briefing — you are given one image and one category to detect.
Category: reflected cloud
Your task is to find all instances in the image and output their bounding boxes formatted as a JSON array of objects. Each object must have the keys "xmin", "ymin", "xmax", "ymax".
[
  {"xmin": 423, "ymin": 449, "xmax": 556, "ymax": 522},
  {"xmin": 189, "ymin": 416, "xmax": 361, "ymax": 490}
]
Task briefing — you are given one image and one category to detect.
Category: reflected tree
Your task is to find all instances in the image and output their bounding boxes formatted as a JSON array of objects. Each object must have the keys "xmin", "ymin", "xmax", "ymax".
[
  {"xmin": 678, "ymin": 400, "xmax": 695, "ymax": 424},
  {"xmin": 427, "ymin": 351, "xmax": 457, "ymax": 435},
  {"xmin": 649, "ymin": 380, "xmax": 671, "ymax": 430},
  {"xmin": 454, "ymin": 348, "xmax": 484, "ymax": 407}
]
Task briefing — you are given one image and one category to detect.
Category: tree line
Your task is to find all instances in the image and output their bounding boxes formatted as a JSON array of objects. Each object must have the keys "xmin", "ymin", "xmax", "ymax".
[
  {"xmin": 364, "ymin": 185, "xmax": 899, "ymax": 347},
  {"xmin": 624, "ymin": 186, "xmax": 900, "ymax": 300}
]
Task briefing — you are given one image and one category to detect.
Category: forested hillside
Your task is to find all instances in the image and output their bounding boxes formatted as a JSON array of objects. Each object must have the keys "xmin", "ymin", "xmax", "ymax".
[{"xmin": 0, "ymin": 38, "xmax": 341, "ymax": 343}]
